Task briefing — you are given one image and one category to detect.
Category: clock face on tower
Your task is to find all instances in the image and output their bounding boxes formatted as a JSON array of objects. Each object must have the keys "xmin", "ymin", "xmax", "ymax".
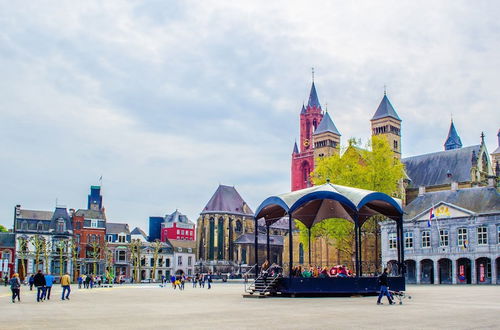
[{"xmin": 303, "ymin": 139, "xmax": 310, "ymax": 147}]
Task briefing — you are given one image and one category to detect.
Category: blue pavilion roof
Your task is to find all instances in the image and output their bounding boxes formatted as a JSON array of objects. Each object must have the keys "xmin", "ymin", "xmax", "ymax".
[
  {"xmin": 313, "ymin": 111, "xmax": 341, "ymax": 136},
  {"xmin": 444, "ymin": 121, "xmax": 463, "ymax": 150},
  {"xmin": 371, "ymin": 94, "xmax": 401, "ymax": 121},
  {"xmin": 307, "ymin": 82, "xmax": 321, "ymax": 108}
]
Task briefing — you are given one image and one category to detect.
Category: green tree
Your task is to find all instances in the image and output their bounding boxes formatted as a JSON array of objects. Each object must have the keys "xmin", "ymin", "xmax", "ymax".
[
  {"xmin": 151, "ymin": 240, "xmax": 163, "ymax": 282},
  {"xmin": 89, "ymin": 240, "xmax": 101, "ymax": 275},
  {"xmin": 30, "ymin": 235, "xmax": 44, "ymax": 272},
  {"xmin": 17, "ymin": 236, "xmax": 29, "ymax": 279},
  {"xmin": 0, "ymin": 225, "xmax": 8, "ymax": 232},
  {"xmin": 312, "ymin": 135, "xmax": 404, "ymax": 194}
]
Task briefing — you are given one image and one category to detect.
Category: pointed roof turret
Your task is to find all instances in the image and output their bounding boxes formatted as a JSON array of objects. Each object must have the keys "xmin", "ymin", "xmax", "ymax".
[
  {"xmin": 293, "ymin": 141, "xmax": 299, "ymax": 154},
  {"xmin": 371, "ymin": 94, "xmax": 400, "ymax": 121},
  {"xmin": 313, "ymin": 111, "xmax": 341, "ymax": 136},
  {"xmin": 300, "ymin": 103, "xmax": 306, "ymax": 114},
  {"xmin": 444, "ymin": 120, "xmax": 463, "ymax": 151},
  {"xmin": 307, "ymin": 82, "xmax": 321, "ymax": 109}
]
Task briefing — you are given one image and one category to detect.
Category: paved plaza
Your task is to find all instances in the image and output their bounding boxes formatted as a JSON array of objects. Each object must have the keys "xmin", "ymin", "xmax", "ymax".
[{"xmin": 0, "ymin": 282, "xmax": 499, "ymax": 329}]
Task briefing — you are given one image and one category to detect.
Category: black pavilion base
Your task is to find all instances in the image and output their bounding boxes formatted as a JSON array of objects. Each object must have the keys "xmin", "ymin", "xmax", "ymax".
[{"xmin": 275, "ymin": 276, "xmax": 405, "ymax": 297}]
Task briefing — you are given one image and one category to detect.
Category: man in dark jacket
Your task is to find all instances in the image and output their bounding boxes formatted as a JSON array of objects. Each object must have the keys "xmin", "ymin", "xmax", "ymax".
[
  {"xmin": 33, "ymin": 270, "xmax": 46, "ymax": 302},
  {"xmin": 377, "ymin": 268, "xmax": 394, "ymax": 305}
]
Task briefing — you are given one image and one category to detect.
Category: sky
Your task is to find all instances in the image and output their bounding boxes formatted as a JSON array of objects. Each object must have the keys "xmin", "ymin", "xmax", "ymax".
[{"xmin": 0, "ymin": 1, "xmax": 499, "ymax": 231}]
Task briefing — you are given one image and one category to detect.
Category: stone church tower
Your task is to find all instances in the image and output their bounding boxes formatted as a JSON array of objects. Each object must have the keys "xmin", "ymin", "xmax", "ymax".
[
  {"xmin": 291, "ymin": 78, "xmax": 340, "ymax": 191},
  {"xmin": 370, "ymin": 91, "xmax": 402, "ymax": 158}
]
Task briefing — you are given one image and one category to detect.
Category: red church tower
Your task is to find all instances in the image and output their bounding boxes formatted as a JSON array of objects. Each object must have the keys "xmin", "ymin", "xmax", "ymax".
[
  {"xmin": 291, "ymin": 76, "xmax": 341, "ymax": 191},
  {"xmin": 291, "ymin": 80, "xmax": 323, "ymax": 191}
]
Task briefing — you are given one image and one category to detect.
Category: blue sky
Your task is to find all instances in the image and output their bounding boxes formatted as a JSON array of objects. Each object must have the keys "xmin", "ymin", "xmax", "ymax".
[{"xmin": 1, "ymin": 1, "xmax": 499, "ymax": 230}]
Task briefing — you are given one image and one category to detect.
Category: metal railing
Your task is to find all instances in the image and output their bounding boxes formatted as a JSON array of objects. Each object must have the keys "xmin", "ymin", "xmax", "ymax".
[
  {"xmin": 243, "ymin": 264, "xmax": 257, "ymax": 293},
  {"xmin": 244, "ymin": 263, "xmax": 282, "ymax": 294}
]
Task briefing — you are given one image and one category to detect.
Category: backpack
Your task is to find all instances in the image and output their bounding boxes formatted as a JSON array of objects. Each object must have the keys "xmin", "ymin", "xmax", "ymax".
[{"xmin": 10, "ymin": 278, "xmax": 20, "ymax": 289}]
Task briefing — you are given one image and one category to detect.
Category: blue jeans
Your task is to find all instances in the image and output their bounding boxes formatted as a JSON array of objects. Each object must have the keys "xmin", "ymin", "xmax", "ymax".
[
  {"xmin": 62, "ymin": 286, "xmax": 71, "ymax": 299},
  {"xmin": 377, "ymin": 285, "xmax": 392, "ymax": 303},
  {"xmin": 37, "ymin": 286, "xmax": 45, "ymax": 301}
]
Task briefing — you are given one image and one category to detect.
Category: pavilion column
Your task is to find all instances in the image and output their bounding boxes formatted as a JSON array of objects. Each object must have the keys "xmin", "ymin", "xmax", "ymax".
[
  {"xmin": 396, "ymin": 219, "xmax": 404, "ymax": 276},
  {"xmin": 288, "ymin": 213, "xmax": 293, "ymax": 276},
  {"xmin": 254, "ymin": 217, "xmax": 259, "ymax": 278},
  {"xmin": 354, "ymin": 221, "xmax": 360, "ymax": 277},
  {"xmin": 266, "ymin": 224, "xmax": 270, "ymax": 262},
  {"xmin": 357, "ymin": 224, "xmax": 363, "ymax": 276},
  {"xmin": 308, "ymin": 228, "xmax": 312, "ymax": 265}
]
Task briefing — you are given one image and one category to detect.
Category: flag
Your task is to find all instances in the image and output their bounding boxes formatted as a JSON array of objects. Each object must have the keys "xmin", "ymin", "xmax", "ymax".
[{"xmin": 427, "ymin": 207, "xmax": 435, "ymax": 227}]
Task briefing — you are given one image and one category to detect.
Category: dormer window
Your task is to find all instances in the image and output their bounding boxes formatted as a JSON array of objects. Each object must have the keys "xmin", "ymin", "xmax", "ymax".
[
  {"xmin": 56, "ymin": 219, "xmax": 65, "ymax": 232},
  {"xmin": 21, "ymin": 221, "xmax": 28, "ymax": 231},
  {"xmin": 37, "ymin": 222, "xmax": 43, "ymax": 231},
  {"xmin": 118, "ymin": 234, "xmax": 126, "ymax": 243}
]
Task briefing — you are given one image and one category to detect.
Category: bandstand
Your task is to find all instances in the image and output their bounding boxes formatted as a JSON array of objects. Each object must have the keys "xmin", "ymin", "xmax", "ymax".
[{"xmin": 252, "ymin": 182, "xmax": 405, "ymax": 296}]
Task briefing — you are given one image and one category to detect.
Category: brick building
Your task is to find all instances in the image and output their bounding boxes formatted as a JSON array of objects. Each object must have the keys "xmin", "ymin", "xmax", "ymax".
[
  {"xmin": 160, "ymin": 210, "xmax": 195, "ymax": 242},
  {"xmin": 72, "ymin": 186, "xmax": 106, "ymax": 276},
  {"xmin": 0, "ymin": 233, "xmax": 16, "ymax": 279}
]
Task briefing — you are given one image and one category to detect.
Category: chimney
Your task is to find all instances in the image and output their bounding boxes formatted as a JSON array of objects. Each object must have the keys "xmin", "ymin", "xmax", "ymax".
[
  {"xmin": 418, "ymin": 186, "xmax": 426, "ymax": 196},
  {"xmin": 451, "ymin": 182, "xmax": 458, "ymax": 191}
]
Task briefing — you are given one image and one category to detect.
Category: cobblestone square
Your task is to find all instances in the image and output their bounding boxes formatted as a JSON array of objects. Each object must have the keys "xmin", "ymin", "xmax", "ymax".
[{"xmin": 0, "ymin": 282, "xmax": 498, "ymax": 329}]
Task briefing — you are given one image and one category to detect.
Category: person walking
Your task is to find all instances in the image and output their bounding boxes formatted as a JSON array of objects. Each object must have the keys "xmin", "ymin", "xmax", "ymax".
[
  {"xmin": 61, "ymin": 272, "xmax": 71, "ymax": 301},
  {"xmin": 377, "ymin": 268, "xmax": 394, "ymax": 305},
  {"xmin": 4, "ymin": 274, "xmax": 8, "ymax": 286},
  {"xmin": 207, "ymin": 272, "xmax": 212, "ymax": 290},
  {"xmin": 193, "ymin": 274, "xmax": 198, "ymax": 288},
  {"xmin": 10, "ymin": 273, "xmax": 21, "ymax": 303},
  {"xmin": 84, "ymin": 274, "xmax": 91, "ymax": 289},
  {"xmin": 33, "ymin": 270, "xmax": 46, "ymax": 302},
  {"xmin": 44, "ymin": 273, "xmax": 54, "ymax": 300},
  {"xmin": 28, "ymin": 274, "xmax": 34, "ymax": 291},
  {"xmin": 77, "ymin": 275, "xmax": 83, "ymax": 289}
]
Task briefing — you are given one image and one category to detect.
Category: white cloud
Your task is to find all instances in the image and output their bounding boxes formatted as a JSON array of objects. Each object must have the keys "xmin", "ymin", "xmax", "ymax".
[{"xmin": 0, "ymin": 1, "xmax": 499, "ymax": 230}]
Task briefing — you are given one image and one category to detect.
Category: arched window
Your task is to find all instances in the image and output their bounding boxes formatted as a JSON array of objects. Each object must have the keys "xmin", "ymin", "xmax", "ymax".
[
  {"xmin": 302, "ymin": 162, "xmax": 310, "ymax": 184},
  {"xmin": 217, "ymin": 217, "xmax": 224, "ymax": 260},
  {"xmin": 235, "ymin": 220, "xmax": 243, "ymax": 233},
  {"xmin": 208, "ymin": 218, "xmax": 215, "ymax": 260},
  {"xmin": 242, "ymin": 248, "xmax": 247, "ymax": 264},
  {"xmin": 36, "ymin": 222, "xmax": 43, "ymax": 231},
  {"xmin": 299, "ymin": 243, "xmax": 304, "ymax": 264},
  {"xmin": 313, "ymin": 119, "xmax": 318, "ymax": 131},
  {"xmin": 306, "ymin": 120, "xmax": 311, "ymax": 139}
]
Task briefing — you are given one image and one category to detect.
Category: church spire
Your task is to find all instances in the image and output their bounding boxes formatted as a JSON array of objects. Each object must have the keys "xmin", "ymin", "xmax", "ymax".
[
  {"xmin": 444, "ymin": 120, "xmax": 463, "ymax": 151},
  {"xmin": 313, "ymin": 111, "xmax": 341, "ymax": 136},
  {"xmin": 307, "ymin": 69, "xmax": 321, "ymax": 109},
  {"xmin": 371, "ymin": 92, "xmax": 400, "ymax": 121},
  {"xmin": 292, "ymin": 141, "xmax": 299, "ymax": 154}
]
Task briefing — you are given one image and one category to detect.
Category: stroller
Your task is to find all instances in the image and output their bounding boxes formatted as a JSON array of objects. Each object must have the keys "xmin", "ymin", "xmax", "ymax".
[{"xmin": 389, "ymin": 290, "xmax": 412, "ymax": 304}]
